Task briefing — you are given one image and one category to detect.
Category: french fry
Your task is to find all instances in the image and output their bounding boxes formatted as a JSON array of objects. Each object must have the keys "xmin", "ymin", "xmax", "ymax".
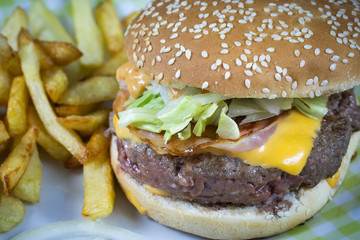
[
  {"xmin": 29, "ymin": 0, "xmax": 84, "ymax": 84},
  {"xmin": 0, "ymin": 34, "xmax": 22, "ymax": 76},
  {"xmin": 64, "ymin": 156, "xmax": 82, "ymax": 169},
  {"xmin": 37, "ymin": 40, "xmax": 83, "ymax": 66},
  {"xmin": 0, "ymin": 141, "xmax": 9, "ymax": 156},
  {"xmin": 6, "ymin": 76, "xmax": 29, "ymax": 136},
  {"xmin": 0, "ymin": 120, "xmax": 10, "ymax": 144},
  {"xmin": 57, "ymin": 109, "xmax": 111, "ymax": 137},
  {"xmin": 95, "ymin": 0, "xmax": 124, "ymax": 54},
  {"xmin": 0, "ymin": 126, "xmax": 38, "ymax": 195},
  {"xmin": 83, "ymin": 126, "xmax": 108, "ymax": 163},
  {"xmin": 0, "ymin": 66, "xmax": 11, "ymax": 106},
  {"xmin": 72, "ymin": 0, "xmax": 104, "ymax": 68},
  {"xmin": 55, "ymin": 103, "xmax": 100, "ymax": 117},
  {"xmin": 1, "ymin": 7, "xmax": 28, "ymax": 51},
  {"xmin": 29, "ymin": 0, "xmax": 73, "ymax": 43},
  {"xmin": 59, "ymin": 76, "xmax": 118, "ymax": 105},
  {"xmin": 12, "ymin": 145, "xmax": 42, "ymax": 203},
  {"xmin": 82, "ymin": 127, "xmax": 114, "ymax": 220},
  {"xmin": 41, "ymin": 67, "xmax": 69, "ymax": 103},
  {"xmin": 19, "ymin": 42, "xmax": 86, "ymax": 160},
  {"xmin": 92, "ymin": 50, "xmax": 128, "ymax": 76},
  {"xmin": 0, "ymin": 195, "xmax": 25, "ymax": 233},
  {"xmin": 28, "ymin": 106, "xmax": 71, "ymax": 162},
  {"xmin": 121, "ymin": 11, "xmax": 139, "ymax": 29},
  {"xmin": 18, "ymin": 28, "xmax": 54, "ymax": 70}
]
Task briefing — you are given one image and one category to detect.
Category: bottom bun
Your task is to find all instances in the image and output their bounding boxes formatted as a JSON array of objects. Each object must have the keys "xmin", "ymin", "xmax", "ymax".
[{"xmin": 110, "ymin": 132, "xmax": 360, "ymax": 240}]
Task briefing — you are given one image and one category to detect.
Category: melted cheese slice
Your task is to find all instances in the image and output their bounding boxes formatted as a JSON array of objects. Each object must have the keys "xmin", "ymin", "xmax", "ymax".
[
  {"xmin": 234, "ymin": 110, "xmax": 322, "ymax": 175},
  {"xmin": 114, "ymin": 110, "xmax": 322, "ymax": 176}
]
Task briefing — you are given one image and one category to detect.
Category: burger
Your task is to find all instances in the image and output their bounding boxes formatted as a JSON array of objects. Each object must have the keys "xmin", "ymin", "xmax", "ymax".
[{"xmin": 110, "ymin": 0, "xmax": 360, "ymax": 239}]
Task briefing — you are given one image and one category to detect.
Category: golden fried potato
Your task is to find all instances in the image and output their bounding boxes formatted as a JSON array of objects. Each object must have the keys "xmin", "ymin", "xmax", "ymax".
[
  {"xmin": 37, "ymin": 40, "xmax": 82, "ymax": 66},
  {"xmin": 0, "ymin": 120, "xmax": 10, "ymax": 144},
  {"xmin": 72, "ymin": 0, "xmax": 104, "ymax": 68},
  {"xmin": 121, "ymin": 11, "xmax": 139, "ymax": 29},
  {"xmin": 95, "ymin": 0, "xmax": 124, "ymax": 54},
  {"xmin": 0, "ymin": 126, "xmax": 38, "ymax": 195},
  {"xmin": 1, "ymin": 7, "xmax": 28, "ymax": 51},
  {"xmin": 57, "ymin": 109, "xmax": 111, "ymax": 137},
  {"xmin": 59, "ymin": 76, "xmax": 118, "ymax": 105},
  {"xmin": 0, "ymin": 66, "xmax": 11, "ymax": 107},
  {"xmin": 64, "ymin": 156, "xmax": 82, "ymax": 169},
  {"xmin": 41, "ymin": 67, "xmax": 69, "ymax": 103},
  {"xmin": 12, "ymin": 145, "xmax": 42, "ymax": 203},
  {"xmin": 55, "ymin": 103, "xmax": 100, "ymax": 117},
  {"xmin": 29, "ymin": 0, "xmax": 73, "ymax": 43},
  {"xmin": 0, "ymin": 195, "xmax": 25, "ymax": 233},
  {"xmin": 82, "ymin": 127, "xmax": 114, "ymax": 220},
  {"xmin": 6, "ymin": 76, "xmax": 29, "ymax": 136},
  {"xmin": 20, "ymin": 43, "xmax": 86, "ymax": 160},
  {"xmin": 27, "ymin": 106, "xmax": 71, "ymax": 162},
  {"xmin": 18, "ymin": 29, "xmax": 53, "ymax": 70},
  {"xmin": 92, "ymin": 50, "xmax": 128, "ymax": 77}
]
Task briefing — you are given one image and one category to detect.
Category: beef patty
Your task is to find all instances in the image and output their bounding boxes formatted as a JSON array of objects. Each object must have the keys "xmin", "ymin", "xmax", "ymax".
[{"xmin": 116, "ymin": 90, "xmax": 360, "ymax": 207}]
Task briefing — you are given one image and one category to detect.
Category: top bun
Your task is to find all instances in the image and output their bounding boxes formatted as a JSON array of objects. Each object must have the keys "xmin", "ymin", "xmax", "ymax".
[{"xmin": 124, "ymin": 0, "xmax": 360, "ymax": 98}]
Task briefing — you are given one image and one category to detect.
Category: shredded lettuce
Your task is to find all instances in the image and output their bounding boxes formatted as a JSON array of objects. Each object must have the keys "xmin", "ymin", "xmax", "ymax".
[
  {"xmin": 117, "ymin": 84, "xmax": 329, "ymax": 143},
  {"xmin": 293, "ymin": 97, "xmax": 328, "ymax": 119}
]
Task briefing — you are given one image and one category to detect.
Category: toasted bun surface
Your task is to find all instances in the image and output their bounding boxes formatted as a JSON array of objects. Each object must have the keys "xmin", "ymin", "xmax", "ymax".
[
  {"xmin": 125, "ymin": 0, "xmax": 360, "ymax": 98},
  {"xmin": 110, "ymin": 132, "xmax": 360, "ymax": 240}
]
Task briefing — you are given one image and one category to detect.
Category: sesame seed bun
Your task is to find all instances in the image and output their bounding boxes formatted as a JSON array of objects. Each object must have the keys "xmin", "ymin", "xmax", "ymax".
[
  {"xmin": 110, "ymin": 131, "xmax": 360, "ymax": 239},
  {"xmin": 125, "ymin": 0, "xmax": 360, "ymax": 98}
]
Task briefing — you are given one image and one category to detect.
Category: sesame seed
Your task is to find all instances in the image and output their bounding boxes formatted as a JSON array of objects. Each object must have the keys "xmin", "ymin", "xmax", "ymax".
[
  {"xmin": 306, "ymin": 79, "xmax": 313, "ymax": 85},
  {"xmin": 255, "ymin": 67, "xmax": 262, "ymax": 73},
  {"xmin": 168, "ymin": 58, "xmax": 175, "ymax": 65},
  {"xmin": 211, "ymin": 64, "xmax": 217, "ymax": 70},
  {"xmin": 285, "ymin": 76, "xmax": 292, "ymax": 82},
  {"xmin": 185, "ymin": 49, "xmax": 192, "ymax": 59},
  {"xmin": 348, "ymin": 52, "xmax": 355, "ymax": 58},
  {"xmin": 330, "ymin": 63, "xmax": 336, "ymax": 71},
  {"xmin": 202, "ymin": 81, "xmax": 209, "ymax": 89},
  {"xmin": 325, "ymin": 48, "xmax": 334, "ymax": 54},
  {"xmin": 157, "ymin": 72, "xmax": 164, "ymax": 81},
  {"xmin": 244, "ymin": 49, "xmax": 251, "ymax": 55},
  {"xmin": 276, "ymin": 66, "xmax": 282, "ymax": 73},
  {"xmin": 221, "ymin": 43, "xmax": 228, "ymax": 48},
  {"xmin": 292, "ymin": 81, "xmax": 298, "ymax": 90},
  {"xmin": 314, "ymin": 48, "xmax": 320, "ymax": 56},
  {"xmin": 331, "ymin": 55, "xmax": 340, "ymax": 62},
  {"xmin": 234, "ymin": 41, "xmax": 241, "ymax": 46},
  {"xmin": 244, "ymin": 70, "xmax": 253, "ymax": 76},
  {"xmin": 321, "ymin": 80, "xmax": 328, "ymax": 86},
  {"xmin": 170, "ymin": 33, "xmax": 178, "ymax": 39},
  {"xmin": 261, "ymin": 61, "xmax": 268, "ymax": 68},
  {"xmin": 266, "ymin": 47, "xmax": 275, "ymax": 52},
  {"xmin": 201, "ymin": 51, "xmax": 208, "ymax": 58},
  {"xmin": 300, "ymin": 60, "xmax": 305, "ymax": 68},
  {"xmin": 241, "ymin": 54, "xmax": 248, "ymax": 62},
  {"xmin": 309, "ymin": 91, "xmax": 315, "ymax": 98},
  {"xmin": 246, "ymin": 62, "xmax": 253, "ymax": 69},
  {"xmin": 220, "ymin": 33, "xmax": 225, "ymax": 39},
  {"xmin": 262, "ymin": 88, "xmax": 270, "ymax": 93},
  {"xmin": 194, "ymin": 34, "xmax": 202, "ymax": 39},
  {"xmin": 282, "ymin": 91, "xmax": 287, "ymax": 97},
  {"xmin": 242, "ymin": 79, "xmax": 250, "ymax": 89},
  {"xmin": 220, "ymin": 49, "xmax": 229, "ymax": 54},
  {"xmin": 175, "ymin": 70, "xmax": 181, "ymax": 78},
  {"xmin": 315, "ymin": 89, "xmax": 321, "ymax": 97},
  {"xmin": 275, "ymin": 73, "xmax": 281, "ymax": 81},
  {"xmin": 294, "ymin": 50, "xmax": 300, "ymax": 57},
  {"xmin": 342, "ymin": 58, "xmax": 349, "ymax": 63},
  {"xmin": 225, "ymin": 71, "xmax": 231, "ymax": 79},
  {"xmin": 223, "ymin": 63, "xmax": 230, "ymax": 70},
  {"xmin": 304, "ymin": 45, "xmax": 312, "ymax": 49},
  {"xmin": 216, "ymin": 59, "xmax": 222, "ymax": 66},
  {"xmin": 235, "ymin": 58, "xmax": 242, "ymax": 66}
]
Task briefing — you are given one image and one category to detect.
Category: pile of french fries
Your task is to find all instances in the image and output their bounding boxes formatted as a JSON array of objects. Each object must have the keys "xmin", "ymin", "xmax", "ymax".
[{"xmin": 0, "ymin": 0, "xmax": 137, "ymax": 232}]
